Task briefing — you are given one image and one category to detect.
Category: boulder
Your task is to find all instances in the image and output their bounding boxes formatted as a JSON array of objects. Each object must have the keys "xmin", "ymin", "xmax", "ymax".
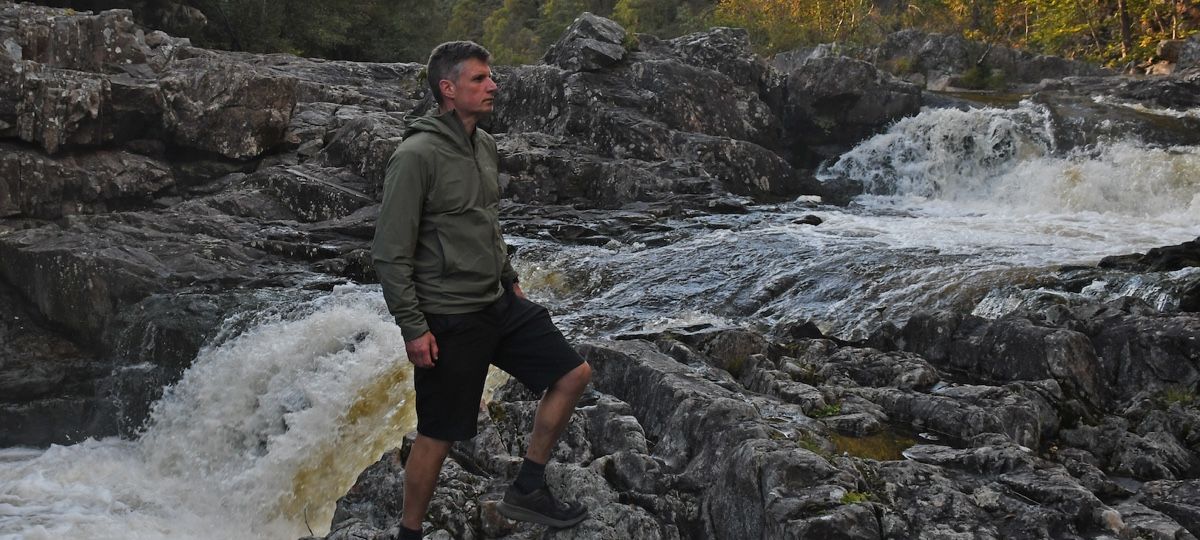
[
  {"xmin": 1177, "ymin": 35, "xmax": 1200, "ymax": 71},
  {"xmin": 780, "ymin": 56, "xmax": 922, "ymax": 164},
  {"xmin": 669, "ymin": 27, "xmax": 774, "ymax": 94},
  {"xmin": 1140, "ymin": 480, "xmax": 1200, "ymax": 537},
  {"xmin": 0, "ymin": 4, "xmax": 153, "ymax": 72},
  {"xmin": 5, "ymin": 62, "xmax": 165, "ymax": 154},
  {"xmin": 542, "ymin": 12, "xmax": 628, "ymax": 73},
  {"xmin": 1100, "ymin": 236, "xmax": 1200, "ymax": 272},
  {"xmin": 898, "ymin": 311, "xmax": 1105, "ymax": 407},
  {"xmin": 0, "ymin": 279, "xmax": 113, "ymax": 446},
  {"xmin": 158, "ymin": 56, "xmax": 296, "ymax": 159},
  {"xmin": 241, "ymin": 165, "xmax": 376, "ymax": 222},
  {"xmin": 871, "ymin": 29, "xmax": 1110, "ymax": 86}
]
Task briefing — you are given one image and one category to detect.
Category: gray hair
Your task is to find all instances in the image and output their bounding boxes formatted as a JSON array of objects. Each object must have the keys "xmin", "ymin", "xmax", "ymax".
[{"xmin": 427, "ymin": 41, "xmax": 491, "ymax": 107}]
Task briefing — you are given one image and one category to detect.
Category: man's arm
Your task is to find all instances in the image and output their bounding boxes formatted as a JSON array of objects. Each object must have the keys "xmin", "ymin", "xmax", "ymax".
[{"xmin": 373, "ymin": 147, "xmax": 434, "ymax": 355}]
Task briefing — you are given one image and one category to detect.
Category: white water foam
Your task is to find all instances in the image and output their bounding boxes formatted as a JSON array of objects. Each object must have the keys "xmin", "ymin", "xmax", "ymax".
[
  {"xmin": 821, "ymin": 102, "xmax": 1200, "ymax": 220},
  {"xmin": 0, "ymin": 286, "xmax": 416, "ymax": 540}
]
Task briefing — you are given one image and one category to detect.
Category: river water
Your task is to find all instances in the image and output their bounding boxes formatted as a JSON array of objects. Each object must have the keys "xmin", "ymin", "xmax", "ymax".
[{"xmin": 1, "ymin": 101, "xmax": 1197, "ymax": 539}]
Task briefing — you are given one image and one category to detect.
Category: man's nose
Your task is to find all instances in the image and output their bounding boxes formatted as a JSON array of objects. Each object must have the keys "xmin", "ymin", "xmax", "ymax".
[{"xmin": 486, "ymin": 78, "xmax": 498, "ymax": 93}]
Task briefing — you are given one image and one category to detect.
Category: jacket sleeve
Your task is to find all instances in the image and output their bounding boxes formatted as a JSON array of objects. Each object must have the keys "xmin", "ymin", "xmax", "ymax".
[
  {"xmin": 373, "ymin": 146, "xmax": 430, "ymax": 341},
  {"xmin": 501, "ymin": 241, "xmax": 519, "ymax": 284}
]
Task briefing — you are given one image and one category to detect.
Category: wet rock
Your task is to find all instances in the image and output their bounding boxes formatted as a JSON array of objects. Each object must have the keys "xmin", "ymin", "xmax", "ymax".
[
  {"xmin": 0, "ymin": 279, "xmax": 112, "ymax": 446},
  {"xmin": 1100, "ymin": 237, "xmax": 1200, "ymax": 273},
  {"xmin": 0, "ymin": 210, "xmax": 319, "ymax": 347},
  {"xmin": 542, "ymin": 12, "xmax": 627, "ymax": 73},
  {"xmin": 1114, "ymin": 66, "xmax": 1200, "ymax": 109},
  {"xmin": 857, "ymin": 382, "xmax": 1060, "ymax": 449},
  {"xmin": 780, "ymin": 55, "xmax": 921, "ymax": 164},
  {"xmin": 1033, "ymin": 91, "xmax": 1200, "ymax": 149},
  {"xmin": 792, "ymin": 214, "xmax": 822, "ymax": 225},
  {"xmin": 329, "ymin": 448, "xmax": 406, "ymax": 531},
  {"xmin": 899, "ymin": 311, "xmax": 1104, "ymax": 406}
]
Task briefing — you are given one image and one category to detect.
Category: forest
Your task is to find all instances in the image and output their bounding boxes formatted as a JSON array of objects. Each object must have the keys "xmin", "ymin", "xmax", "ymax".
[{"xmin": 37, "ymin": 0, "xmax": 1200, "ymax": 67}]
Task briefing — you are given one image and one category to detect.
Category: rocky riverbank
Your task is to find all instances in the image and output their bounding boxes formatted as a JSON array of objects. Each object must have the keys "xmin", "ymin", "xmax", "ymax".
[
  {"xmin": 320, "ymin": 236, "xmax": 1200, "ymax": 539},
  {"xmin": 1, "ymin": 3, "xmax": 1198, "ymax": 538}
]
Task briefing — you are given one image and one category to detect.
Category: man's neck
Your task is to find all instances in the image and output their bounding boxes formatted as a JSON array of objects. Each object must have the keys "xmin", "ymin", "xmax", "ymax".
[{"xmin": 440, "ymin": 107, "xmax": 476, "ymax": 137}]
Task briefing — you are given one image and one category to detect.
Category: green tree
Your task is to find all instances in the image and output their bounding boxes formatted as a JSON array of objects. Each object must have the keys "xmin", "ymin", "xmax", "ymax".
[
  {"xmin": 444, "ymin": 0, "xmax": 503, "ymax": 42},
  {"xmin": 538, "ymin": 0, "xmax": 588, "ymax": 44},
  {"xmin": 482, "ymin": 0, "xmax": 543, "ymax": 63}
]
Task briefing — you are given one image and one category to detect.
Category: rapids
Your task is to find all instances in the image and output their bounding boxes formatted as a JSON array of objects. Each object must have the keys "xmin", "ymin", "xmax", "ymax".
[{"xmin": 2, "ymin": 102, "xmax": 1197, "ymax": 539}]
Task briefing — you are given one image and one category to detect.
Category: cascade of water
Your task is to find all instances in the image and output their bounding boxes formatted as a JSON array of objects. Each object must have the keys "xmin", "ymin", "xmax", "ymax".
[
  {"xmin": 0, "ymin": 286, "xmax": 416, "ymax": 539},
  {"xmin": 515, "ymin": 105, "xmax": 1198, "ymax": 340},
  {"xmin": 820, "ymin": 101, "xmax": 1200, "ymax": 219}
]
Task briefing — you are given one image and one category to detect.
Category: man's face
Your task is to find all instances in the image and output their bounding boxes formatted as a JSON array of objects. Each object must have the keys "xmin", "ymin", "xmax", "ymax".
[{"xmin": 443, "ymin": 58, "xmax": 497, "ymax": 117}]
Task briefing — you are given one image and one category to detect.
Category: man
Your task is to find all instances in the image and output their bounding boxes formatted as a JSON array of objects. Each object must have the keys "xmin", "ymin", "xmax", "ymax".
[{"xmin": 372, "ymin": 41, "xmax": 592, "ymax": 539}]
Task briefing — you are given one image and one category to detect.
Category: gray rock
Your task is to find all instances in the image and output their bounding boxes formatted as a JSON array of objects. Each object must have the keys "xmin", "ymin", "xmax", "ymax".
[
  {"xmin": 669, "ymin": 27, "xmax": 773, "ymax": 93},
  {"xmin": 1140, "ymin": 480, "xmax": 1200, "ymax": 538},
  {"xmin": 899, "ymin": 311, "xmax": 1105, "ymax": 407},
  {"xmin": 0, "ymin": 4, "xmax": 159, "ymax": 73},
  {"xmin": 159, "ymin": 56, "xmax": 296, "ymax": 159},
  {"xmin": 542, "ymin": 13, "xmax": 627, "ymax": 73},
  {"xmin": 0, "ymin": 144, "xmax": 173, "ymax": 218},
  {"xmin": 1177, "ymin": 35, "xmax": 1200, "ymax": 71},
  {"xmin": 870, "ymin": 29, "xmax": 1109, "ymax": 86},
  {"xmin": 241, "ymin": 165, "xmax": 375, "ymax": 222},
  {"xmin": 781, "ymin": 55, "xmax": 922, "ymax": 163},
  {"xmin": 1113, "ymin": 501, "xmax": 1199, "ymax": 540}
]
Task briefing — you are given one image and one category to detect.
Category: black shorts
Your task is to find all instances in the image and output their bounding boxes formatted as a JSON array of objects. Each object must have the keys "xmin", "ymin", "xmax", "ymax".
[{"xmin": 414, "ymin": 284, "xmax": 584, "ymax": 441}]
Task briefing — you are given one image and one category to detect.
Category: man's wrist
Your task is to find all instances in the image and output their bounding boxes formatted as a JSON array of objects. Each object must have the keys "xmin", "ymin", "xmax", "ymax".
[{"xmin": 400, "ymin": 321, "xmax": 430, "ymax": 342}]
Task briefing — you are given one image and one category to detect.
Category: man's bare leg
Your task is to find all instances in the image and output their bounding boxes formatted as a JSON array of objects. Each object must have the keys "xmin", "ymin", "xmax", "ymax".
[
  {"xmin": 401, "ymin": 434, "xmax": 453, "ymax": 531},
  {"xmin": 527, "ymin": 362, "xmax": 592, "ymax": 463}
]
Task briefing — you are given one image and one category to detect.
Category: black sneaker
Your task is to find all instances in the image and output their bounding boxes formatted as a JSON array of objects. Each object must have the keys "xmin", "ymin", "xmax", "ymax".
[{"xmin": 497, "ymin": 485, "xmax": 589, "ymax": 528}]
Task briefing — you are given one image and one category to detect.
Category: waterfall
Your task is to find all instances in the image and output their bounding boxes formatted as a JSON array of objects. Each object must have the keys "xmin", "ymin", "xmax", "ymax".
[
  {"xmin": 1, "ymin": 286, "xmax": 416, "ymax": 539},
  {"xmin": 820, "ymin": 102, "xmax": 1200, "ymax": 219}
]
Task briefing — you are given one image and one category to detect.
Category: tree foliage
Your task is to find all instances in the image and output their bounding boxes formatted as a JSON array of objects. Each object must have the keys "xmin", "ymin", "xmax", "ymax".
[{"xmin": 38, "ymin": 0, "xmax": 1200, "ymax": 66}]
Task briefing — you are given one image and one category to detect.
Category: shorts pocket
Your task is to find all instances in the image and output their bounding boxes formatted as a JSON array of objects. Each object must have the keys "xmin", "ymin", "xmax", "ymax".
[{"xmin": 427, "ymin": 313, "xmax": 470, "ymax": 337}]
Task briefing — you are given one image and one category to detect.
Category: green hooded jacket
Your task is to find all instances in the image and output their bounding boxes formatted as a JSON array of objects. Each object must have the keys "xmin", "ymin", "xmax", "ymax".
[{"xmin": 372, "ymin": 110, "xmax": 518, "ymax": 341}]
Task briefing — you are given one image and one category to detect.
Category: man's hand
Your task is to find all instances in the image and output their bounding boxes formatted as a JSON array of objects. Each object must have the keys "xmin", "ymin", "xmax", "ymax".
[
  {"xmin": 405, "ymin": 331, "xmax": 439, "ymax": 368},
  {"xmin": 512, "ymin": 283, "xmax": 527, "ymax": 299}
]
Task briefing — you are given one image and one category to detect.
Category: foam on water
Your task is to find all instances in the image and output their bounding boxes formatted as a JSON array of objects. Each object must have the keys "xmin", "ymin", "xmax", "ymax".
[
  {"xmin": 515, "ymin": 104, "xmax": 1198, "ymax": 339},
  {"xmin": 822, "ymin": 102, "xmax": 1200, "ymax": 220},
  {"xmin": 0, "ymin": 286, "xmax": 416, "ymax": 540}
]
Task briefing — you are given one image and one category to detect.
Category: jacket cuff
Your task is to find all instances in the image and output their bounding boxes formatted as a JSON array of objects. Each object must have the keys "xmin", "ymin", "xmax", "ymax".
[{"xmin": 400, "ymin": 321, "xmax": 429, "ymax": 342}]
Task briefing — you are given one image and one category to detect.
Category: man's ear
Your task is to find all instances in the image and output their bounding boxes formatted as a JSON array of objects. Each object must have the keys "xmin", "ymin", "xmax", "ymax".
[{"xmin": 439, "ymin": 79, "xmax": 456, "ymax": 102}]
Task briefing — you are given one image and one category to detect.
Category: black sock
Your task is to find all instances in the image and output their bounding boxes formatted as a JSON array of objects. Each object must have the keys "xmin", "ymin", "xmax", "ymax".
[
  {"xmin": 514, "ymin": 457, "xmax": 547, "ymax": 494},
  {"xmin": 399, "ymin": 525, "xmax": 422, "ymax": 540}
]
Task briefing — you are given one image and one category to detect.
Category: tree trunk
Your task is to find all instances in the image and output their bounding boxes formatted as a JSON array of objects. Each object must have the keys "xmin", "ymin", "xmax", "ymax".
[{"xmin": 1117, "ymin": 0, "xmax": 1132, "ymax": 58}]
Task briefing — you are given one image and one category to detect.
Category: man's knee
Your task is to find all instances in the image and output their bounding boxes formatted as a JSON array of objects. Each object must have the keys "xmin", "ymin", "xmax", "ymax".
[{"xmin": 556, "ymin": 361, "xmax": 591, "ymax": 394}]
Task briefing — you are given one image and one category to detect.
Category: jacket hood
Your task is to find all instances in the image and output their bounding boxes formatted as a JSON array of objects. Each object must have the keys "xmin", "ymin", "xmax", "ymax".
[{"xmin": 405, "ymin": 110, "xmax": 474, "ymax": 152}]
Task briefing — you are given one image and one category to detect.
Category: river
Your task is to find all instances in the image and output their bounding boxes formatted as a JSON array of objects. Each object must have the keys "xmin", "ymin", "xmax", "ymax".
[{"xmin": 1, "ymin": 101, "xmax": 1197, "ymax": 539}]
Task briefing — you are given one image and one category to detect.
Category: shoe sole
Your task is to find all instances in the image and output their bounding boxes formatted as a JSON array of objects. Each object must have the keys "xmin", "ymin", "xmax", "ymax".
[{"xmin": 497, "ymin": 501, "xmax": 588, "ymax": 528}]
